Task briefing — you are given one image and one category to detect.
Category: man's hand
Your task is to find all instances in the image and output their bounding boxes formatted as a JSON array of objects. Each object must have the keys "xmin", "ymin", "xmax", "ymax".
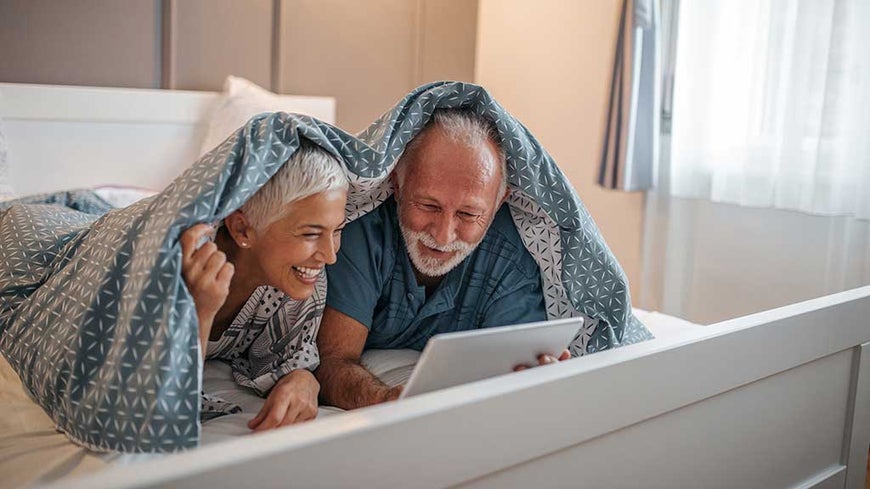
[
  {"xmin": 248, "ymin": 369, "xmax": 320, "ymax": 432},
  {"xmin": 513, "ymin": 349, "xmax": 571, "ymax": 372},
  {"xmin": 180, "ymin": 223, "xmax": 234, "ymax": 356},
  {"xmin": 381, "ymin": 384, "xmax": 404, "ymax": 403}
]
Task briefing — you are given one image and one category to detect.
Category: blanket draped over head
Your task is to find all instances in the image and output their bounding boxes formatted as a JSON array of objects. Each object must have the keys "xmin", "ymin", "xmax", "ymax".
[{"xmin": 0, "ymin": 82, "xmax": 651, "ymax": 453}]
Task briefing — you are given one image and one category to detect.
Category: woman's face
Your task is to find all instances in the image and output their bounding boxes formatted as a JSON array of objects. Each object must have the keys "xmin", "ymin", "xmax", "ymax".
[{"xmin": 248, "ymin": 188, "xmax": 347, "ymax": 300}]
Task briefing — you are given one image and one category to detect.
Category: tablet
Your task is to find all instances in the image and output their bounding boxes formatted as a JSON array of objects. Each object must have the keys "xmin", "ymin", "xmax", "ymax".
[{"xmin": 399, "ymin": 317, "xmax": 583, "ymax": 399}]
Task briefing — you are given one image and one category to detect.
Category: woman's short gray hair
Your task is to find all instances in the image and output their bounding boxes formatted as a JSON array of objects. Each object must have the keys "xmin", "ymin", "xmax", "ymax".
[{"xmin": 241, "ymin": 141, "xmax": 348, "ymax": 230}]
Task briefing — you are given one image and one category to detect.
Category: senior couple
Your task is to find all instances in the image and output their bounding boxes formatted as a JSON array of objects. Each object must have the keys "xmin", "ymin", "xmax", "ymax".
[{"xmin": 182, "ymin": 108, "xmax": 569, "ymax": 431}]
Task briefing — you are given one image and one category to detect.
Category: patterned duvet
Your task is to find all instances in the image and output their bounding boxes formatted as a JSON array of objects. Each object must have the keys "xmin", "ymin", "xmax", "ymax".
[{"xmin": 0, "ymin": 82, "xmax": 650, "ymax": 453}]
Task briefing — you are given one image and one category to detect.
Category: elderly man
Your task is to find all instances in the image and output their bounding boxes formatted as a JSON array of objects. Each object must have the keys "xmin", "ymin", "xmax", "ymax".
[{"xmin": 316, "ymin": 109, "xmax": 554, "ymax": 409}]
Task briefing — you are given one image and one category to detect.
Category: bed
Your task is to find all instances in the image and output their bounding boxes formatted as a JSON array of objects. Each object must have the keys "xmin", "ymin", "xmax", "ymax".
[{"xmin": 0, "ymin": 82, "xmax": 867, "ymax": 489}]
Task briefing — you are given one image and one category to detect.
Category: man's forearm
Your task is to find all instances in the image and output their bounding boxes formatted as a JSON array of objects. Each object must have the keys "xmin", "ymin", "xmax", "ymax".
[{"xmin": 315, "ymin": 357, "xmax": 401, "ymax": 410}]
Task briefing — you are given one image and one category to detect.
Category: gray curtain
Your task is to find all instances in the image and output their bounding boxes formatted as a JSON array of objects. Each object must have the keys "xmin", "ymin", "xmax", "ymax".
[{"xmin": 598, "ymin": 0, "xmax": 660, "ymax": 191}]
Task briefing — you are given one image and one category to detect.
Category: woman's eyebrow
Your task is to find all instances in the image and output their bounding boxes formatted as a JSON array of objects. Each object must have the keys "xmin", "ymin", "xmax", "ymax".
[{"xmin": 297, "ymin": 223, "xmax": 345, "ymax": 230}]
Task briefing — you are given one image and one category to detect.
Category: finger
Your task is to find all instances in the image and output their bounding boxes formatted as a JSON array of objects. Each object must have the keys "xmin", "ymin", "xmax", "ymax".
[
  {"xmin": 558, "ymin": 349, "xmax": 571, "ymax": 361},
  {"xmin": 248, "ymin": 402, "xmax": 270, "ymax": 430},
  {"xmin": 184, "ymin": 242, "xmax": 217, "ymax": 284},
  {"xmin": 299, "ymin": 394, "xmax": 320, "ymax": 422},
  {"xmin": 278, "ymin": 400, "xmax": 306, "ymax": 428},
  {"xmin": 295, "ymin": 406, "xmax": 316, "ymax": 423},
  {"xmin": 202, "ymin": 249, "xmax": 227, "ymax": 278},
  {"xmin": 537, "ymin": 354, "xmax": 557, "ymax": 366},
  {"xmin": 191, "ymin": 241, "xmax": 218, "ymax": 266},
  {"xmin": 252, "ymin": 404, "xmax": 284, "ymax": 432},
  {"xmin": 513, "ymin": 364, "xmax": 529, "ymax": 372},
  {"xmin": 300, "ymin": 405, "xmax": 318, "ymax": 422},
  {"xmin": 180, "ymin": 224, "xmax": 213, "ymax": 262},
  {"xmin": 217, "ymin": 262, "xmax": 235, "ymax": 284}
]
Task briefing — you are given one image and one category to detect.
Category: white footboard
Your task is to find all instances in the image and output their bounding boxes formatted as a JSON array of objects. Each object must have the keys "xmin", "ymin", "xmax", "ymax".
[{"xmin": 56, "ymin": 287, "xmax": 870, "ymax": 489}]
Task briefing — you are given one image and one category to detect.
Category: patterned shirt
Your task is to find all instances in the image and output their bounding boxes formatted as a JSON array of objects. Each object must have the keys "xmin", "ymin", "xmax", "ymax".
[
  {"xmin": 201, "ymin": 275, "xmax": 324, "ymax": 419},
  {"xmin": 326, "ymin": 197, "xmax": 547, "ymax": 351}
]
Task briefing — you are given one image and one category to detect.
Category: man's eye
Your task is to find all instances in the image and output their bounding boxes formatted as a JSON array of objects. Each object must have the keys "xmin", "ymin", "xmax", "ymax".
[
  {"xmin": 458, "ymin": 212, "xmax": 479, "ymax": 221},
  {"xmin": 302, "ymin": 233, "xmax": 321, "ymax": 240},
  {"xmin": 419, "ymin": 204, "xmax": 439, "ymax": 212}
]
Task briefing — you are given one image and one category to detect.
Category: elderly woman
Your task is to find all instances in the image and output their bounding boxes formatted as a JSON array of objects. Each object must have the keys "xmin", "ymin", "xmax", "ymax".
[{"xmin": 180, "ymin": 141, "xmax": 347, "ymax": 432}]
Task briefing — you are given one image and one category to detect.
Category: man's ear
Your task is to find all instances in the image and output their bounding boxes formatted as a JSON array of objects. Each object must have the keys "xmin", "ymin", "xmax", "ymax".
[
  {"xmin": 390, "ymin": 171, "xmax": 401, "ymax": 200},
  {"xmin": 499, "ymin": 186, "xmax": 510, "ymax": 207},
  {"xmin": 224, "ymin": 210, "xmax": 257, "ymax": 248}
]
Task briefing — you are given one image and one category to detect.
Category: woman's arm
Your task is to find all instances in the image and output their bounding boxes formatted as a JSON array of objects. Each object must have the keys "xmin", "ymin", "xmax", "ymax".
[{"xmin": 180, "ymin": 223, "xmax": 234, "ymax": 359}]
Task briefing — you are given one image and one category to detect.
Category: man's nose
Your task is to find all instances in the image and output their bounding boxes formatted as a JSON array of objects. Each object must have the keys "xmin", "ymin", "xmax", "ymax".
[{"xmin": 430, "ymin": 213, "xmax": 457, "ymax": 246}]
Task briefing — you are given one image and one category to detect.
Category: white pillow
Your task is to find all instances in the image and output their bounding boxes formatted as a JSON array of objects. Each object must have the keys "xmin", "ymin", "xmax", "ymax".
[
  {"xmin": 198, "ymin": 76, "xmax": 294, "ymax": 157},
  {"xmin": 91, "ymin": 185, "xmax": 159, "ymax": 208},
  {"xmin": 0, "ymin": 102, "xmax": 15, "ymax": 201}
]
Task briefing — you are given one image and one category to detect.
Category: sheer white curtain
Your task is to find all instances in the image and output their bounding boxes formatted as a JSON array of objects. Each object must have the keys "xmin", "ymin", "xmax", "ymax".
[{"xmin": 669, "ymin": 0, "xmax": 870, "ymax": 219}]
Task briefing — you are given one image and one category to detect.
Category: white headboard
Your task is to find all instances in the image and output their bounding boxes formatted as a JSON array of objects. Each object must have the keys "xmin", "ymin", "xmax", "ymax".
[{"xmin": 0, "ymin": 82, "xmax": 336, "ymax": 195}]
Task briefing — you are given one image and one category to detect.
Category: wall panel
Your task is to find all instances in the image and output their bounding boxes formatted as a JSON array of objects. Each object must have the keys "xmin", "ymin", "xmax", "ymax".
[
  {"xmin": 0, "ymin": 1, "xmax": 479, "ymax": 134},
  {"xmin": 169, "ymin": 0, "xmax": 273, "ymax": 91},
  {"xmin": 417, "ymin": 0, "xmax": 478, "ymax": 85},
  {"xmin": 0, "ymin": 0, "xmax": 160, "ymax": 88},
  {"xmin": 278, "ymin": 0, "xmax": 417, "ymax": 132}
]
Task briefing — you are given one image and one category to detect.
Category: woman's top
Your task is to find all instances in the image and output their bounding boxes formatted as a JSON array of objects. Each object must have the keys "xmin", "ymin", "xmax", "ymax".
[{"xmin": 201, "ymin": 274, "xmax": 325, "ymax": 419}]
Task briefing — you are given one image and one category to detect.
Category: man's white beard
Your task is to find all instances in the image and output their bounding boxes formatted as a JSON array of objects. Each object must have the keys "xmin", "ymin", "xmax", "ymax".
[{"xmin": 400, "ymin": 225, "xmax": 477, "ymax": 277}]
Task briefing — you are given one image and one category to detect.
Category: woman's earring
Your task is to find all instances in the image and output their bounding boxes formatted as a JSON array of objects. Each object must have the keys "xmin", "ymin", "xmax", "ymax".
[{"xmin": 240, "ymin": 241, "xmax": 249, "ymax": 248}]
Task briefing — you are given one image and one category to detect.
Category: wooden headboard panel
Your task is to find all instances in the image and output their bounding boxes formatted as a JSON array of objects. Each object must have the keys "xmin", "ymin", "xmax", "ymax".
[{"xmin": 0, "ymin": 82, "xmax": 336, "ymax": 195}]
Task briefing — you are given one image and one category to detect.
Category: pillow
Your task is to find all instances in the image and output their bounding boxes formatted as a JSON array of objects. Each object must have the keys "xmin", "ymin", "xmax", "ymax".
[
  {"xmin": 199, "ymin": 76, "xmax": 296, "ymax": 157},
  {"xmin": 360, "ymin": 349, "xmax": 421, "ymax": 388},
  {"xmin": 0, "ymin": 107, "xmax": 15, "ymax": 201},
  {"xmin": 91, "ymin": 185, "xmax": 159, "ymax": 208}
]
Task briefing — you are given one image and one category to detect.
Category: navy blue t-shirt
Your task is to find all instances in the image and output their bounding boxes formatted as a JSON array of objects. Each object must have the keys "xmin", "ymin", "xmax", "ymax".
[{"xmin": 326, "ymin": 197, "xmax": 547, "ymax": 351}]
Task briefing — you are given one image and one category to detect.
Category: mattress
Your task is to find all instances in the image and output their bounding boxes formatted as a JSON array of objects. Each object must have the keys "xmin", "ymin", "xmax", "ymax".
[{"xmin": 0, "ymin": 309, "xmax": 699, "ymax": 487}]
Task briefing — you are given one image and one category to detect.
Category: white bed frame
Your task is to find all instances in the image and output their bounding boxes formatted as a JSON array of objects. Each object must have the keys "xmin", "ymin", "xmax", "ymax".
[
  {"xmin": 0, "ymin": 82, "xmax": 336, "ymax": 195},
  {"xmin": 1, "ymin": 83, "xmax": 867, "ymax": 489}
]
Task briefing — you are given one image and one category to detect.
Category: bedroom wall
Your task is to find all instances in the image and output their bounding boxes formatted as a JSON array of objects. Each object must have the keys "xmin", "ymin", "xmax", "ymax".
[
  {"xmin": 474, "ymin": 0, "xmax": 645, "ymax": 298},
  {"xmin": 0, "ymin": 0, "xmax": 162, "ymax": 88},
  {"xmin": 276, "ymin": 0, "xmax": 478, "ymax": 132},
  {"xmin": 0, "ymin": 0, "xmax": 478, "ymax": 133}
]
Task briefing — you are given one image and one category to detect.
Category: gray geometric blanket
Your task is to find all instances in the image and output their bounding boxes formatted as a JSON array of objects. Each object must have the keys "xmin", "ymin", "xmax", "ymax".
[{"xmin": 0, "ymin": 81, "xmax": 649, "ymax": 453}]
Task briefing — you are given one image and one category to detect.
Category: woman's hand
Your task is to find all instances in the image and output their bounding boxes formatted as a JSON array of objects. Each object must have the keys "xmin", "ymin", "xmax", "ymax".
[
  {"xmin": 248, "ymin": 369, "xmax": 320, "ymax": 432},
  {"xmin": 180, "ymin": 224, "xmax": 234, "ymax": 356}
]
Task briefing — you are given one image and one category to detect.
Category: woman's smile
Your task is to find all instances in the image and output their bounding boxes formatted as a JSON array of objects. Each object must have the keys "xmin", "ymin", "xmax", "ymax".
[{"xmin": 292, "ymin": 265, "xmax": 322, "ymax": 284}]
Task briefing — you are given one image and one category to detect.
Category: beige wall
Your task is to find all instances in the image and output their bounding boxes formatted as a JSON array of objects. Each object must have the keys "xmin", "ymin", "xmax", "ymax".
[
  {"xmin": 278, "ymin": 0, "xmax": 477, "ymax": 132},
  {"xmin": 475, "ymin": 0, "xmax": 645, "ymax": 297},
  {"xmin": 169, "ymin": 0, "xmax": 273, "ymax": 91}
]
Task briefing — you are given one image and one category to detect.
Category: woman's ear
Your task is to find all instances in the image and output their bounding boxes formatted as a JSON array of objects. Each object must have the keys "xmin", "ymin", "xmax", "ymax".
[{"xmin": 224, "ymin": 210, "xmax": 257, "ymax": 249}]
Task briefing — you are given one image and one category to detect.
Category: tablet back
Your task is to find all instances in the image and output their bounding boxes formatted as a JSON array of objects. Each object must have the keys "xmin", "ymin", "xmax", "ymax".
[{"xmin": 400, "ymin": 317, "xmax": 583, "ymax": 399}]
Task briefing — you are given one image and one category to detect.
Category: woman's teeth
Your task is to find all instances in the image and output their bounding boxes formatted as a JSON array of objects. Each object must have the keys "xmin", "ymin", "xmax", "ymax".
[{"xmin": 293, "ymin": 266, "xmax": 321, "ymax": 278}]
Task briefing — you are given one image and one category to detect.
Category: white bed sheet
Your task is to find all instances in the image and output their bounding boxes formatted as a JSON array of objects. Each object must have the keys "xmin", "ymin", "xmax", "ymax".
[{"xmin": 0, "ymin": 309, "xmax": 698, "ymax": 487}]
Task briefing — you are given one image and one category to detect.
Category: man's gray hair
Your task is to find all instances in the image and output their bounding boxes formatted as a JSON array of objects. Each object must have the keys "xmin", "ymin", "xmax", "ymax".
[
  {"xmin": 395, "ymin": 109, "xmax": 508, "ymax": 199},
  {"xmin": 242, "ymin": 141, "xmax": 348, "ymax": 230}
]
